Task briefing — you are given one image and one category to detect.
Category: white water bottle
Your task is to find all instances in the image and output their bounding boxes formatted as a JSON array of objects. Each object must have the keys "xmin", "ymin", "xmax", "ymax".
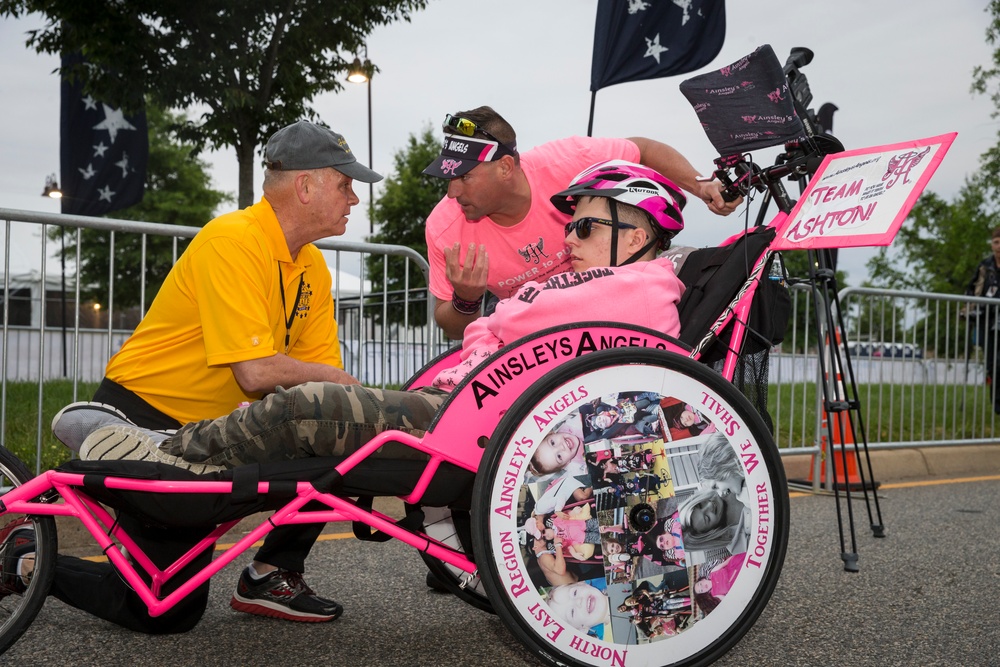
[{"xmin": 768, "ymin": 253, "xmax": 785, "ymax": 286}]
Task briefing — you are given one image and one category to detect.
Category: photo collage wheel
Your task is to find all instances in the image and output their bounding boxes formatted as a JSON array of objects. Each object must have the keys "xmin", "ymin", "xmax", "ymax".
[
  {"xmin": 0, "ymin": 448, "xmax": 57, "ymax": 654},
  {"xmin": 472, "ymin": 348, "xmax": 788, "ymax": 667}
]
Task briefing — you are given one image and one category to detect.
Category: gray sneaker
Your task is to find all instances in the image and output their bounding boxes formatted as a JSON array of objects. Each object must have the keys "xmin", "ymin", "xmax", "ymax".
[
  {"xmin": 80, "ymin": 425, "xmax": 225, "ymax": 475},
  {"xmin": 231, "ymin": 566, "xmax": 343, "ymax": 622},
  {"xmin": 51, "ymin": 401, "xmax": 136, "ymax": 453}
]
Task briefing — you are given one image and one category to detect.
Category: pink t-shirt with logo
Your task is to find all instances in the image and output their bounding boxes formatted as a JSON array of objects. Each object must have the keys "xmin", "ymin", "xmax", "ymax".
[
  {"xmin": 432, "ymin": 256, "xmax": 683, "ymax": 390},
  {"xmin": 425, "ymin": 136, "xmax": 641, "ymax": 301}
]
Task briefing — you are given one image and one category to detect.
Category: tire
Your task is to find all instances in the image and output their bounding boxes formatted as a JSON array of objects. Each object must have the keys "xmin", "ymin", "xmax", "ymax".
[
  {"xmin": 418, "ymin": 506, "xmax": 493, "ymax": 613},
  {"xmin": 471, "ymin": 348, "xmax": 788, "ymax": 667},
  {"xmin": 0, "ymin": 448, "xmax": 57, "ymax": 655}
]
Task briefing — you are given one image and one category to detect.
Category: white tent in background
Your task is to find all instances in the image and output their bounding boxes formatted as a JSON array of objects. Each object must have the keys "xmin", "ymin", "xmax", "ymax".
[
  {"xmin": 328, "ymin": 267, "xmax": 371, "ymax": 299},
  {"xmin": 0, "ymin": 270, "xmax": 68, "ymax": 327}
]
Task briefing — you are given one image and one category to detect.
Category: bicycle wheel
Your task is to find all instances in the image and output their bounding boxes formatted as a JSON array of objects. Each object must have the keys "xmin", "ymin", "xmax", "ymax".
[
  {"xmin": 419, "ymin": 506, "xmax": 493, "ymax": 613},
  {"xmin": 0, "ymin": 448, "xmax": 57, "ymax": 654},
  {"xmin": 472, "ymin": 348, "xmax": 788, "ymax": 667}
]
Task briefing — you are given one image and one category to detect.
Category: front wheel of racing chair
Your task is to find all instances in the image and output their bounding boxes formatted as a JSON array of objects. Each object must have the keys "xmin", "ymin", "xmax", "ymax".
[
  {"xmin": 0, "ymin": 448, "xmax": 58, "ymax": 654},
  {"xmin": 418, "ymin": 506, "xmax": 492, "ymax": 612},
  {"xmin": 471, "ymin": 347, "xmax": 789, "ymax": 667},
  {"xmin": 403, "ymin": 344, "xmax": 495, "ymax": 612}
]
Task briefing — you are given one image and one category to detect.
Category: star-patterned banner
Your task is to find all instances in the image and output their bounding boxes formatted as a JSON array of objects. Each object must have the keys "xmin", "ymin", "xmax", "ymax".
[
  {"xmin": 590, "ymin": 0, "xmax": 726, "ymax": 92},
  {"xmin": 59, "ymin": 53, "xmax": 147, "ymax": 216}
]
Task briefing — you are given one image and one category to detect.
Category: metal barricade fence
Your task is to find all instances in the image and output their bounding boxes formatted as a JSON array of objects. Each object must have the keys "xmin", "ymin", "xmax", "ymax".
[
  {"xmin": 765, "ymin": 283, "xmax": 818, "ymax": 457},
  {"xmin": 0, "ymin": 207, "xmax": 449, "ymax": 472},
  {"xmin": 767, "ymin": 284, "xmax": 999, "ymax": 457},
  {"xmin": 835, "ymin": 287, "xmax": 998, "ymax": 448}
]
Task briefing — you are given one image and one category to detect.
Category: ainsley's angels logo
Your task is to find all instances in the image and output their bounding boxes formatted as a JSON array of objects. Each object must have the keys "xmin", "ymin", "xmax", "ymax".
[
  {"xmin": 882, "ymin": 146, "xmax": 930, "ymax": 188},
  {"xmin": 518, "ymin": 237, "xmax": 549, "ymax": 264},
  {"xmin": 719, "ymin": 54, "xmax": 752, "ymax": 78},
  {"xmin": 440, "ymin": 159, "xmax": 463, "ymax": 176}
]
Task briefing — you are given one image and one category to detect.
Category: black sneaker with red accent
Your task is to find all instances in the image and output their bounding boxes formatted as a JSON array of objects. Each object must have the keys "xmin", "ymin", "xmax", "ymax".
[
  {"xmin": 0, "ymin": 518, "xmax": 34, "ymax": 599},
  {"xmin": 230, "ymin": 566, "xmax": 343, "ymax": 623}
]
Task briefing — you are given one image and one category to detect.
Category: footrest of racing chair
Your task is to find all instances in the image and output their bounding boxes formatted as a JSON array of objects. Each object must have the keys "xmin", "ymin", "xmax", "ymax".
[{"xmin": 58, "ymin": 457, "xmax": 475, "ymax": 530}]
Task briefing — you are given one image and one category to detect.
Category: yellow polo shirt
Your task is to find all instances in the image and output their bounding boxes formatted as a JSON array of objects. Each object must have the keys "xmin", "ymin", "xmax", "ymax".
[{"xmin": 106, "ymin": 197, "xmax": 343, "ymax": 423}]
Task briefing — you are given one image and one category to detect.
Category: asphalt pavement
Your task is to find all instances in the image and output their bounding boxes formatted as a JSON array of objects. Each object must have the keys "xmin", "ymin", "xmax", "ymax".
[{"xmin": 4, "ymin": 474, "xmax": 999, "ymax": 666}]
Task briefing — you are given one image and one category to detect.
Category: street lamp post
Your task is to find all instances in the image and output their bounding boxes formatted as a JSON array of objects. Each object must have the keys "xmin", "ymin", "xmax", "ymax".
[
  {"xmin": 348, "ymin": 49, "xmax": 374, "ymax": 233},
  {"xmin": 42, "ymin": 174, "xmax": 68, "ymax": 377}
]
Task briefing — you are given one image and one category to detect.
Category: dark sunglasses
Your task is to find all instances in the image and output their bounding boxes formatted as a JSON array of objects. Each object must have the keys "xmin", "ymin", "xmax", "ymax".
[
  {"xmin": 564, "ymin": 217, "xmax": 637, "ymax": 239},
  {"xmin": 443, "ymin": 114, "xmax": 508, "ymax": 147}
]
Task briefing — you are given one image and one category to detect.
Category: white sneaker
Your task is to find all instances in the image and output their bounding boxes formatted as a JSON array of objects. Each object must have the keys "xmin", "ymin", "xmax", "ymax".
[
  {"xmin": 51, "ymin": 402, "xmax": 136, "ymax": 453},
  {"xmin": 80, "ymin": 425, "xmax": 224, "ymax": 475}
]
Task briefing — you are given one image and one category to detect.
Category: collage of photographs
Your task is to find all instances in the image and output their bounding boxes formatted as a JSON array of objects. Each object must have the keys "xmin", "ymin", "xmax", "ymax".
[{"xmin": 514, "ymin": 390, "xmax": 753, "ymax": 644}]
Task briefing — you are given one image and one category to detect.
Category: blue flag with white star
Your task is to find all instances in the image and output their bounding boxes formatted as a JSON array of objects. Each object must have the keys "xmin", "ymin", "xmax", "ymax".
[
  {"xmin": 590, "ymin": 0, "xmax": 726, "ymax": 92},
  {"xmin": 59, "ymin": 54, "xmax": 148, "ymax": 216}
]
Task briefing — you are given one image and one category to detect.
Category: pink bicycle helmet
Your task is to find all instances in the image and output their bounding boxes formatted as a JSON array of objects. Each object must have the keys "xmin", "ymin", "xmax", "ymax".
[{"xmin": 550, "ymin": 159, "xmax": 686, "ymax": 249}]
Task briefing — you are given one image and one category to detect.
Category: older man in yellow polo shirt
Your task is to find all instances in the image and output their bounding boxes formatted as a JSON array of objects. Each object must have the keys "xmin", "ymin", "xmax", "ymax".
[{"xmin": 49, "ymin": 120, "xmax": 379, "ymax": 632}]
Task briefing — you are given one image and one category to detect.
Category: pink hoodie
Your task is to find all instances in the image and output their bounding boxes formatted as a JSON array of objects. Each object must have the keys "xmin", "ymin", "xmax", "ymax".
[{"xmin": 432, "ymin": 256, "xmax": 684, "ymax": 390}]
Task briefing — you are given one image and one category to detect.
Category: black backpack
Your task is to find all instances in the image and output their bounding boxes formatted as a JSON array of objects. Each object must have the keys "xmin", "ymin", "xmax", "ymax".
[{"xmin": 676, "ymin": 226, "xmax": 790, "ymax": 364}]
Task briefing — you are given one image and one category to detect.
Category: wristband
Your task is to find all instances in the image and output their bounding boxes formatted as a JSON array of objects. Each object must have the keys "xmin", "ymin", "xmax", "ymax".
[{"xmin": 451, "ymin": 292, "xmax": 484, "ymax": 315}]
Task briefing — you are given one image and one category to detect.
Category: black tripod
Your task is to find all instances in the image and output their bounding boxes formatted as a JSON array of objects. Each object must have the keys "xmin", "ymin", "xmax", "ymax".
[{"xmin": 802, "ymin": 247, "xmax": 886, "ymax": 572}]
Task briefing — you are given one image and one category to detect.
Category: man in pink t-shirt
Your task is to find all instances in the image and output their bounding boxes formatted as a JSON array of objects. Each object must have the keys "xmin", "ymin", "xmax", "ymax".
[{"xmin": 422, "ymin": 106, "xmax": 740, "ymax": 339}]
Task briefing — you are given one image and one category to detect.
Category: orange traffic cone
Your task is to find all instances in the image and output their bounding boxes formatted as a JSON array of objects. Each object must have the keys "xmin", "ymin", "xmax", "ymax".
[
  {"xmin": 809, "ymin": 407, "xmax": 866, "ymax": 489},
  {"xmin": 807, "ymin": 329, "xmax": 876, "ymax": 491}
]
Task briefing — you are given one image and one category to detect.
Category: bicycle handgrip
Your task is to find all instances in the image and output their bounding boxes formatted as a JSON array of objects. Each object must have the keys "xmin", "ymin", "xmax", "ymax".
[{"xmin": 720, "ymin": 188, "xmax": 741, "ymax": 203}]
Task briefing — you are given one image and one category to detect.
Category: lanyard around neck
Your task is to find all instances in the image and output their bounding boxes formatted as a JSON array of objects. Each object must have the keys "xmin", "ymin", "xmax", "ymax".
[{"xmin": 278, "ymin": 264, "xmax": 305, "ymax": 353}]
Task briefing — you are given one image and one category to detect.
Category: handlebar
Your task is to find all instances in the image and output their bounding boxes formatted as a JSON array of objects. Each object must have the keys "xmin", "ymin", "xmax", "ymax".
[{"xmin": 713, "ymin": 133, "xmax": 845, "ymax": 211}]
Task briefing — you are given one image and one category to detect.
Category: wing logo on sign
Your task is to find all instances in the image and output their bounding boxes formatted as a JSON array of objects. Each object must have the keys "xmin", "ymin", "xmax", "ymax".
[{"xmin": 883, "ymin": 146, "xmax": 931, "ymax": 189}]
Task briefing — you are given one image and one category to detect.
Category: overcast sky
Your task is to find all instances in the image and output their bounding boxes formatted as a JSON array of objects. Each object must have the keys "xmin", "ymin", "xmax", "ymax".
[{"xmin": 1, "ymin": 0, "xmax": 996, "ymax": 283}]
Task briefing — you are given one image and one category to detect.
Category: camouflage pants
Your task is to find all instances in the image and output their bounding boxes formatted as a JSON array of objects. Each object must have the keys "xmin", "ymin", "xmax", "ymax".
[{"xmin": 160, "ymin": 383, "xmax": 449, "ymax": 469}]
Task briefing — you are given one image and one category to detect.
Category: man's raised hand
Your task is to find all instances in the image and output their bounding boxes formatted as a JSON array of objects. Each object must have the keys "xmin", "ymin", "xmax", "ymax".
[
  {"xmin": 444, "ymin": 242, "xmax": 489, "ymax": 300},
  {"xmin": 698, "ymin": 179, "xmax": 743, "ymax": 216}
]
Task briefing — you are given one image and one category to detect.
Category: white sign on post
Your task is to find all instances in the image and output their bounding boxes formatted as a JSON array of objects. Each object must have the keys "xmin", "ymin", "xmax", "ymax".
[{"xmin": 771, "ymin": 132, "xmax": 957, "ymax": 250}]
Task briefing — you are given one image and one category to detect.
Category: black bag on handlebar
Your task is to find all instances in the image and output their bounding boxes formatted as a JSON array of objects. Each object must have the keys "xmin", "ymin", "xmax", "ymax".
[{"xmin": 679, "ymin": 44, "xmax": 806, "ymax": 157}]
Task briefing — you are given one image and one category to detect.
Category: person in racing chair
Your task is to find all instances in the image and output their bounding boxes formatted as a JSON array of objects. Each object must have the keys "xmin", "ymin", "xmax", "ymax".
[{"xmin": 8, "ymin": 160, "xmax": 688, "ymax": 630}]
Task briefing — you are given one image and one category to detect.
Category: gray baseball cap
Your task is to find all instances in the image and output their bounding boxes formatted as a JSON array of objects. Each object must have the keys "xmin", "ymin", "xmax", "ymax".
[{"xmin": 264, "ymin": 120, "xmax": 383, "ymax": 183}]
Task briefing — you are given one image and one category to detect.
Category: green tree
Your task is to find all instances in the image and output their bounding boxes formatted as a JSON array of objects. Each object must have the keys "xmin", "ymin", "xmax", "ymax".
[
  {"xmin": 866, "ymin": 2, "xmax": 1000, "ymax": 296},
  {"xmin": 56, "ymin": 104, "xmax": 229, "ymax": 310},
  {"xmin": 857, "ymin": 7, "xmax": 1000, "ymax": 355},
  {"xmin": 972, "ymin": 0, "xmax": 1000, "ymax": 195},
  {"xmin": 865, "ymin": 178, "xmax": 994, "ymax": 293},
  {"xmin": 2, "ymin": 0, "xmax": 427, "ymax": 207},
  {"xmin": 859, "ymin": 179, "xmax": 994, "ymax": 359},
  {"xmin": 364, "ymin": 127, "xmax": 447, "ymax": 326}
]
